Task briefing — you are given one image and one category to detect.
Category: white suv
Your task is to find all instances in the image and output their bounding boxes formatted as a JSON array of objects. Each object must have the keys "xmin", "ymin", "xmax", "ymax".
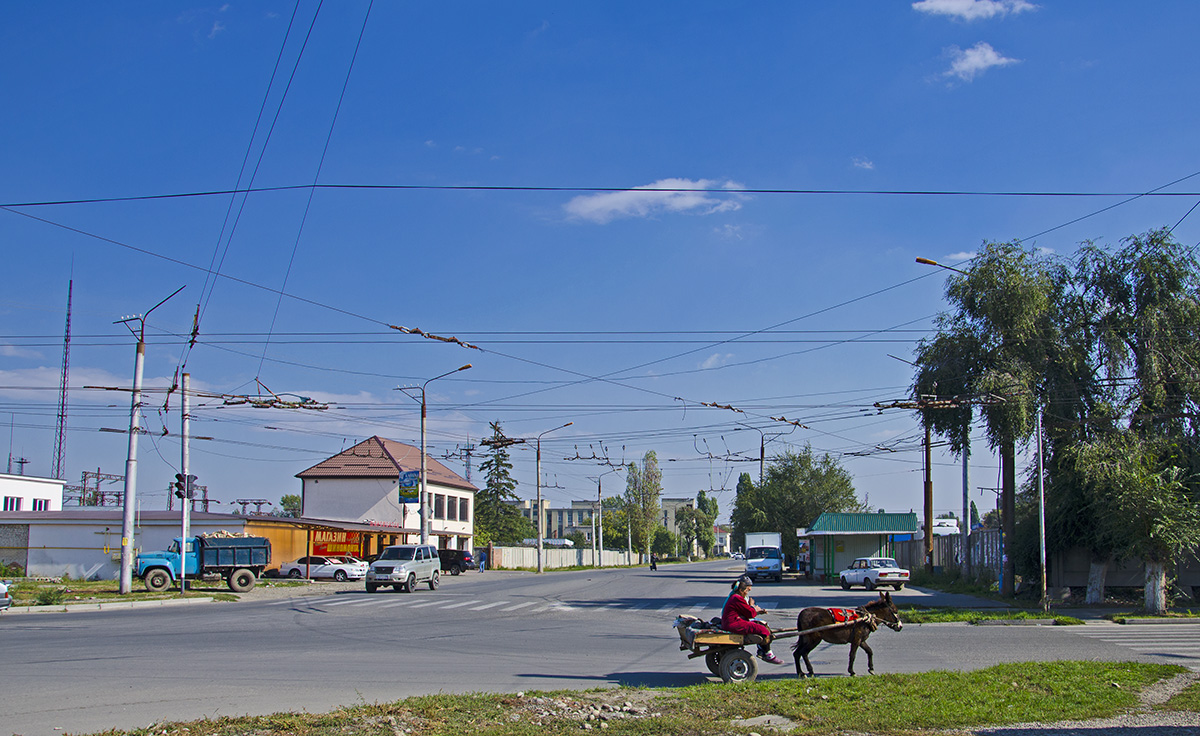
[{"xmin": 366, "ymin": 544, "xmax": 440, "ymax": 593}]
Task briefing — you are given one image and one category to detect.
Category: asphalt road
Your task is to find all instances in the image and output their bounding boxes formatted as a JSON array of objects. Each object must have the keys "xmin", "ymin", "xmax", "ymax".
[{"xmin": 2, "ymin": 560, "xmax": 1190, "ymax": 736}]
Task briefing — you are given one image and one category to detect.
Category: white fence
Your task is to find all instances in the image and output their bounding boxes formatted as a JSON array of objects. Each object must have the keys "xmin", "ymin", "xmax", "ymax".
[{"xmin": 487, "ymin": 546, "xmax": 636, "ymax": 569}]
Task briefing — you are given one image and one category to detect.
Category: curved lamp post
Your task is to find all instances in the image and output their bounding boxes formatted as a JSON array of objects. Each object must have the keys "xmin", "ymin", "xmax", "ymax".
[
  {"xmin": 536, "ymin": 422, "xmax": 573, "ymax": 573},
  {"xmin": 399, "ymin": 364, "xmax": 472, "ymax": 545}
]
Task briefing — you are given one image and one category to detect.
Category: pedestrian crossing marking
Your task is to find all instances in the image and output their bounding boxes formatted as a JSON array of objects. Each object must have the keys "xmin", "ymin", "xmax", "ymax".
[
  {"xmin": 500, "ymin": 601, "xmax": 536, "ymax": 612},
  {"xmin": 470, "ymin": 601, "xmax": 508, "ymax": 611},
  {"xmin": 409, "ymin": 600, "xmax": 444, "ymax": 608},
  {"xmin": 440, "ymin": 600, "xmax": 482, "ymax": 609},
  {"xmin": 324, "ymin": 598, "xmax": 365, "ymax": 607}
]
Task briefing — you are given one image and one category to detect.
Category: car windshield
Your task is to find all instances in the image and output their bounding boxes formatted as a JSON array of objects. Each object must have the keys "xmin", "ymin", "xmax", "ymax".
[
  {"xmin": 746, "ymin": 547, "xmax": 781, "ymax": 559},
  {"xmin": 377, "ymin": 547, "xmax": 415, "ymax": 561},
  {"xmin": 871, "ymin": 558, "xmax": 897, "ymax": 568}
]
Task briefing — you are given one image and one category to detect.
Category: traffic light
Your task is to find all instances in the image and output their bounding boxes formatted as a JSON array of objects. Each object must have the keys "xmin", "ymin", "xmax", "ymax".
[{"xmin": 173, "ymin": 473, "xmax": 198, "ymax": 499}]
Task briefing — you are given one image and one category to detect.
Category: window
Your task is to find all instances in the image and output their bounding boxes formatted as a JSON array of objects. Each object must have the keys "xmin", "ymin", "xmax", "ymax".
[
  {"xmin": 434, "ymin": 494, "xmax": 445, "ymax": 520},
  {"xmin": 459, "ymin": 498, "xmax": 470, "ymax": 522},
  {"xmin": 32, "ymin": 498, "xmax": 49, "ymax": 511},
  {"xmin": 447, "ymin": 496, "xmax": 458, "ymax": 521},
  {"xmin": 3, "ymin": 497, "xmax": 20, "ymax": 511}
]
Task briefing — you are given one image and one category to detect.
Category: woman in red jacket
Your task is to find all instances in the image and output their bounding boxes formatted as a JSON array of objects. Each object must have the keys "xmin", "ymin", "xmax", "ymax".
[{"xmin": 722, "ymin": 576, "xmax": 782, "ymax": 664}]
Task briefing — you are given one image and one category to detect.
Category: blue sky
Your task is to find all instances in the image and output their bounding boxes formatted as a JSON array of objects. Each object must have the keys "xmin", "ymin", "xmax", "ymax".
[{"xmin": 3, "ymin": 1, "xmax": 1199, "ymax": 524}]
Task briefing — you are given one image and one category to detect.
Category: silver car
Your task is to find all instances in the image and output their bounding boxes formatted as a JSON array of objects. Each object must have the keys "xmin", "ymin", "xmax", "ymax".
[{"xmin": 365, "ymin": 544, "xmax": 440, "ymax": 593}]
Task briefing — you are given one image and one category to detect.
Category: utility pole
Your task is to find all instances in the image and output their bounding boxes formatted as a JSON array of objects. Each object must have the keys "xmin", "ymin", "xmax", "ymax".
[
  {"xmin": 924, "ymin": 419, "xmax": 934, "ymax": 572},
  {"xmin": 1037, "ymin": 409, "xmax": 1047, "ymax": 612},
  {"xmin": 116, "ymin": 286, "xmax": 182, "ymax": 594},
  {"xmin": 180, "ymin": 372, "xmax": 191, "ymax": 592},
  {"xmin": 535, "ymin": 422, "xmax": 573, "ymax": 573}
]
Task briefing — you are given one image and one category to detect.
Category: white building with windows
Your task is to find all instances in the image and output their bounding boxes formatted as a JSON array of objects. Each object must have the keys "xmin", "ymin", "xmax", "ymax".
[
  {"xmin": 0, "ymin": 473, "xmax": 64, "ymax": 512},
  {"xmin": 296, "ymin": 436, "xmax": 476, "ymax": 553}
]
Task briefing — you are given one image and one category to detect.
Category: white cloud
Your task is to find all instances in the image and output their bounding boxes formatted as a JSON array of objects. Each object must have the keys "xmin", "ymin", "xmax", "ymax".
[
  {"xmin": 208, "ymin": 21, "xmax": 225, "ymax": 39},
  {"xmin": 700, "ymin": 353, "xmax": 734, "ymax": 370},
  {"xmin": 913, "ymin": 0, "xmax": 1036, "ymax": 21},
  {"xmin": 564, "ymin": 178, "xmax": 746, "ymax": 224},
  {"xmin": 945, "ymin": 251, "xmax": 977, "ymax": 261},
  {"xmin": 714, "ymin": 224, "xmax": 745, "ymax": 241},
  {"xmin": 943, "ymin": 42, "xmax": 1019, "ymax": 82},
  {"xmin": 852, "ymin": 157, "xmax": 875, "ymax": 170},
  {"xmin": 424, "ymin": 140, "xmax": 437, "ymax": 148},
  {"xmin": 0, "ymin": 344, "xmax": 43, "ymax": 359}
]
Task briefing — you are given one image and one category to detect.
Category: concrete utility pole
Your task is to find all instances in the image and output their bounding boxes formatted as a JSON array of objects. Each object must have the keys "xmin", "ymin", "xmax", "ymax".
[
  {"xmin": 116, "ymin": 287, "xmax": 182, "ymax": 594},
  {"xmin": 535, "ymin": 422, "xmax": 572, "ymax": 573},
  {"xmin": 180, "ymin": 372, "xmax": 191, "ymax": 592}
]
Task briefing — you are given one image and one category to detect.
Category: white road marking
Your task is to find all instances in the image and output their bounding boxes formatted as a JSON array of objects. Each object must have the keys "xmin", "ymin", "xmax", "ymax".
[
  {"xmin": 500, "ymin": 601, "xmax": 536, "ymax": 612},
  {"xmin": 470, "ymin": 601, "xmax": 508, "ymax": 611},
  {"xmin": 440, "ymin": 600, "xmax": 482, "ymax": 609}
]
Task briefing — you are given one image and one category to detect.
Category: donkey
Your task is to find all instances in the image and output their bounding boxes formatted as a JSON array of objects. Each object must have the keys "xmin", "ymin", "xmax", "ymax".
[{"xmin": 792, "ymin": 591, "xmax": 902, "ymax": 678}]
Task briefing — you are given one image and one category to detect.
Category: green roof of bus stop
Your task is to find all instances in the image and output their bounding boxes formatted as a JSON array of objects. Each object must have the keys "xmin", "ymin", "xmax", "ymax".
[{"xmin": 805, "ymin": 511, "xmax": 920, "ymax": 536}]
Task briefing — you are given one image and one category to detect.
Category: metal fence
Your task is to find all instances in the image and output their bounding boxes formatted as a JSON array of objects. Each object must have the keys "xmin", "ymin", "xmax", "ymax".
[{"xmin": 893, "ymin": 528, "xmax": 1002, "ymax": 580}]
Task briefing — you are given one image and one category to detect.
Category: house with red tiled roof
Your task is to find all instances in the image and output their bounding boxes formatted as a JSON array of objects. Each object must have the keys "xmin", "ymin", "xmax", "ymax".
[{"xmin": 296, "ymin": 436, "xmax": 477, "ymax": 552}]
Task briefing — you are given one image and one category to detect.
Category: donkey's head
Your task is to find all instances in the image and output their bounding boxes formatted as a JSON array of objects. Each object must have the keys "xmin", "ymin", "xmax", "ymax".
[{"xmin": 867, "ymin": 591, "xmax": 902, "ymax": 631}]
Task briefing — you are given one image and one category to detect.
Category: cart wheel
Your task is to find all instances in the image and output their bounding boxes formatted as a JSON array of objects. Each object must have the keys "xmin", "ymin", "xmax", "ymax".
[
  {"xmin": 705, "ymin": 650, "xmax": 722, "ymax": 675},
  {"xmin": 719, "ymin": 649, "xmax": 758, "ymax": 683}
]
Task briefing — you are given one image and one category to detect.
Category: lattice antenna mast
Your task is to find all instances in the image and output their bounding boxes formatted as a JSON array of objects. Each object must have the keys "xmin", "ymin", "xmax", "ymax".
[{"xmin": 52, "ymin": 280, "xmax": 73, "ymax": 480}]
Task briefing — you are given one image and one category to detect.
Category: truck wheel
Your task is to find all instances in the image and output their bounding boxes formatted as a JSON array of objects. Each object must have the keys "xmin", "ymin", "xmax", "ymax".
[
  {"xmin": 428, "ymin": 570, "xmax": 440, "ymax": 590},
  {"xmin": 333, "ymin": 570, "xmax": 348, "ymax": 582},
  {"xmin": 402, "ymin": 573, "xmax": 416, "ymax": 593},
  {"xmin": 840, "ymin": 576, "xmax": 851, "ymax": 590},
  {"xmin": 144, "ymin": 569, "xmax": 171, "ymax": 592},
  {"xmin": 288, "ymin": 568, "xmax": 302, "ymax": 579},
  {"xmin": 228, "ymin": 568, "xmax": 257, "ymax": 593},
  {"xmin": 775, "ymin": 573, "xmax": 783, "ymax": 583}
]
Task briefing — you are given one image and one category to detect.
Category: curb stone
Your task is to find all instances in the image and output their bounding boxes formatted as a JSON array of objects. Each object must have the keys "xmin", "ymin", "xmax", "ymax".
[{"xmin": 2, "ymin": 597, "xmax": 214, "ymax": 615}]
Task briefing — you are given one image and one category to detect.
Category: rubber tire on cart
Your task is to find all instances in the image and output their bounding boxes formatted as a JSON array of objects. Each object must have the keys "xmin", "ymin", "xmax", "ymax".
[
  {"xmin": 705, "ymin": 650, "xmax": 722, "ymax": 675},
  {"xmin": 428, "ymin": 570, "xmax": 440, "ymax": 590},
  {"xmin": 402, "ymin": 573, "xmax": 416, "ymax": 593},
  {"xmin": 144, "ymin": 569, "xmax": 171, "ymax": 592},
  {"xmin": 288, "ymin": 568, "xmax": 303, "ymax": 579},
  {"xmin": 718, "ymin": 649, "xmax": 758, "ymax": 683},
  {"xmin": 865, "ymin": 577, "xmax": 876, "ymax": 591},
  {"xmin": 334, "ymin": 569, "xmax": 348, "ymax": 582},
  {"xmin": 365, "ymin": 583, "xmax": 378, "ymax": 593},
  {"xmin": 228, "ymin": 568, "xmax": 257, "ymax": 593},
  {"xmin": 840, "ymin": 576, "xmax": 850, "ymax": 590}
]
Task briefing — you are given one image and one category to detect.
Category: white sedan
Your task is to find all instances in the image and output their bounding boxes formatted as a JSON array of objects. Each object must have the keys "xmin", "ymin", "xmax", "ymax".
[
  {"xmin": 279, "ymin": 556, "xmax": 367, "ymax": 582},
  {"xmin": 838, "ymin": 557, "xmax": 909, "ymax": 591}
]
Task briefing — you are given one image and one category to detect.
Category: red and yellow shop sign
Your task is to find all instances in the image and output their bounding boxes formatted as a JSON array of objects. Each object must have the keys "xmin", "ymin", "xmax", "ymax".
[{"xmin": 312, "ymin": 529, "xmax": 361, "ymax": 556}]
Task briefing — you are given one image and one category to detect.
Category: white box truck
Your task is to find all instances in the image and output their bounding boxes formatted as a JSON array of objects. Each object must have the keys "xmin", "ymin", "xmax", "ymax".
[{"xmin": 744, "ymin": 532, "xmax": 783, "ymax": 582}]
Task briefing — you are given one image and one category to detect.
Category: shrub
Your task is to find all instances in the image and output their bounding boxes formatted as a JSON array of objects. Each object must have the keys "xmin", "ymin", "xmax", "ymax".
[{"xmin": 35, "ymin": 587, "xmax": 66, "ymax": 606}]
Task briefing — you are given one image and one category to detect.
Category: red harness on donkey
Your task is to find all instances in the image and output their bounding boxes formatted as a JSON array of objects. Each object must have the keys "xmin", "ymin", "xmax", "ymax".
[{"xmin": 792, "ymin": 592, "xmax": 901, "ymax": 678}]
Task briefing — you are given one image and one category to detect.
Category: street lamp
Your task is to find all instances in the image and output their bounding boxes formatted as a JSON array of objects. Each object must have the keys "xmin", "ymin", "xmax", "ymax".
[
  {"xmin": 917, "ymin": 255, "xmax": 971, "ymax": 577},
  {"xmin": 915, "ymin": 257, "xmax": 967, "ymax": 275},
  {"xmin": 536, "ymin": 422, "xmax": 573, "ymax": 573},
  {"xmin": 399, "ymin": 364, "xmax": 472, "ymax": 545}
]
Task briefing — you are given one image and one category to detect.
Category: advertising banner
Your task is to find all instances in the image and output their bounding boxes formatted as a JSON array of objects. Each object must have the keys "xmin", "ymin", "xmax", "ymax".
[
  {"xmin": 312, "ymin": 529, "xmax": 361, "ymax": 556},
  {"xmin": 398, "ymin": 470, "xmax": 420, "ymax": 503}
]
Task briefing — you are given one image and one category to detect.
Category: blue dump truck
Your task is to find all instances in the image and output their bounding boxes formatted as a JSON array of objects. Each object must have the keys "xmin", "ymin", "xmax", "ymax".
[{"xmin": 137, "ymin": 534, "xmax": 271, "ymax": 593}]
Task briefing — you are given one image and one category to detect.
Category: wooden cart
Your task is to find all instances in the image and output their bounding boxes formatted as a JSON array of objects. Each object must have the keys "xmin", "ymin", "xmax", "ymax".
[{"xmin": 677, "ymin": 617, "xmax": 858, "ymax": 683}]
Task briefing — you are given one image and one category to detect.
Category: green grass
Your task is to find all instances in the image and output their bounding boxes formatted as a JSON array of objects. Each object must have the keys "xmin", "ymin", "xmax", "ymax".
[
  {"xmin": 1160, "ymin": 680, "xmax": 1200, "ymax": 712},
  {"xmin": 78, "ymin": 661, "xmax": 1190, "ymax": 736},
  {"xmin": 899, "ymin": 606, "xmax": 1083, "ymax": 625},
  {"xmin": 6, "ymin": 577, "xmax": 293, "ymax": 606},
  {"xmin": 1108, "ymin": 609, "xmax": 1200, "ymax": 623}
]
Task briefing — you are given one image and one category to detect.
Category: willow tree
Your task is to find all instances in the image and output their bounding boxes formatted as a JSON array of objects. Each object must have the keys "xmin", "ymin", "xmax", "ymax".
[
  {"xmin": 1071, "ymin": 229, "xmax": 1200, "ymax": 610},
  {"xmin": 914, "ymin": 242, "xmax": 1061, "ymax": 595}
]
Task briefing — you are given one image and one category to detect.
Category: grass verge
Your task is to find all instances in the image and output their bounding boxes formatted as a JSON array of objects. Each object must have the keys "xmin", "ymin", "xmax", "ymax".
[
  {"xmin": 1161, "ymin": 680, "xmax": 1200, "ymax": 712},
  {"xmin": 7, "ymin": 578, "xmax": 303, "ymax": 606},
  {"xmin": 84, "ymin": 661, "xmax": 1187, "ymax": 736},
  {"xmin": 899, "ymin": 606, "xmax": 1083, "ymax": 625}
]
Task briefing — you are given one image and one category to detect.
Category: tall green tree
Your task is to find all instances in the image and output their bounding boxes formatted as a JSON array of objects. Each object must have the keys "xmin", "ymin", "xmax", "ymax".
[
  {"xmin": 275, "ymin": 493, "xmax": 301, "ymax": 518},
  {"xmin": 914, "ymin": 241, "xmax": 1063, "ymax": 595},
  {"xmin": 625, "ymin": 451, "xmax": 663, "ymax": 561},
  {"xmin": 599, "ymin": 495, "xmax": 631, "ymax": 552},
  {"xmin": 731, "ymin": 448, "xmax": 860, "ymax": 557},
  {"xmin": 695, "ymin": 490, "xmax": 720, "ymax": 556},
  {"xmin": 475, "ymin": 422, "xmax": 534, "ymax": 546}
]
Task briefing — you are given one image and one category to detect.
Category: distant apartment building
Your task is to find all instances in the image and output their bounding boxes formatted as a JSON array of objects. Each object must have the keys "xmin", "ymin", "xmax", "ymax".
[{"xmin": 511, "ymin": 498, "xmax": 596, "ymax": 539}]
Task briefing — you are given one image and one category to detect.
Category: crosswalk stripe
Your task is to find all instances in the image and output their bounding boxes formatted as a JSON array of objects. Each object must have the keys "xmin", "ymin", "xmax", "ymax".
[
  {"xmin": 500, "ymin": 601, "xmax": 536, "ymax": 612},
  {"xmin": 409, "ymin": 600, "xmax": 443, "ymax": 608},
  {"xmin": 441, "ymin": 600, "xmax": 482, "ymax": 609},
  {"xmin": 628, "ymin": 602, "xmax": 647, "ymax": 611},
  {"xmin": 379, "ymin": 599, "xmax": 422, "ymax": 608},
  {"xmin": 324, "ymin": 599, "xmax": 365, "ymax": 607},
  {"xmin": 470, "ymin": 601, "xmax": 508, "ymax": 611},
  {"xmin": 657, "ymin": 604, "xmax": 675, "ymax": 613}
]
